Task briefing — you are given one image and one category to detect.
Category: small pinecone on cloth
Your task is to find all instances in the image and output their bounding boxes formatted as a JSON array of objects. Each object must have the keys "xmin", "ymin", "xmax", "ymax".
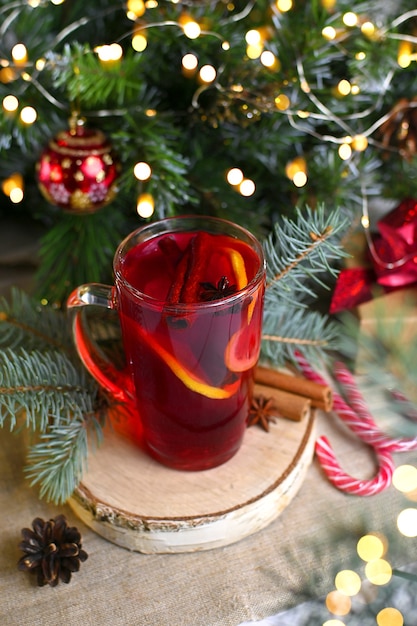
[{"xmin": 18, "ymin": 515, "xmax": 88, "ymax": 586}]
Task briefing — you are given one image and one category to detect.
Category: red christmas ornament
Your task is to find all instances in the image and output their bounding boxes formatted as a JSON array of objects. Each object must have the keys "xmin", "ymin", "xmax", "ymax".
[{"xmin": 37, "ymin": 116, "xmax": 120, "ymax": 213}]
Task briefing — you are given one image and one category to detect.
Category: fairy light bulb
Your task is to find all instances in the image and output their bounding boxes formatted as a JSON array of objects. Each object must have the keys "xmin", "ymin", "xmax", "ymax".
[
  {"xmin": 322, "ymin": 26, "xmax": 337, "ymax": 40},
  {"xmin": 365, "ymin": 559, "xmax": 392, "ymax": 585},
  {"xmin": 260, "ymin": 50, "xmax": 279, "ymax": 69},
  {"xmin": 392, "ymin": 465, "xmax": 417, "ymax": 493},
  {"xmin": 133, "ymin": 161, "xmax": 152, "ymax": 181},
  {"xmin": 338, "ymin": 143, "xmax": 352, "ymax": 160},
  {"xmin": 239, "ymin": 178, "xmax": 255, "ymax": 197},
  {"xmin": 96, "ymin": 43, "xmax": 123, "ymax": 68},
  {"xmin": 182, "ymin": 19, "xmax": 201, "ymax": 39},
  {"xmin": 127, "ymin": 0, "xmax": 145, "ymax": 19},
  {"xmin": 352, "ymin": 134, "xmax": 368, "ymax": 151},
  {"xmin": 132, "ymin": 31, "xmax": 147, "ymax": 52},
  {"xmin": 2, "ymin": 172, "xmax": 23, "ymax": 196},
  {"xmin": 227, "ymin": 167, "xmax": 244, "ymax": 186},
  {"xmin": 245, "ymin": 30, "xmax": 262, "ymax": 46},
  {"xmin": 136, "ymin": 192, "xmax": 154, "ymax": 218},
  {"xmin": 361, "ymin": 21, "xmax": 375, "ymax": 38},
  {"xmin": 357, "ymin": 533, "xmax": 387, "ymax": 561},
  {"xmin": 20, "ymin": 106, "xmax": 37, "ymax": 124},
  {"xmin": 337, "ymin": 79, "xmax": 351, "ymax": 96},
  {"xmin": 397, "ymin": 508, "xmax": 417, "ymax": 537},
  {"xmin": 2, "ymin": 94, "xmax": 18, "ymax": 114},
  {"xmin": 50, "ymin": 0, "xmax": 65, "ymax": 5},
  {"xmin": 182, "ymin": 53, "xmax": 198, "ymax": 77},
  {"xmin": 334, "ymin": 570, "xmax": 361, "ymax": 596},
  {"xmin": 11, "ymin": 43, "xmax": 27, "ymax": 66},
  {"xmin": 376, "ymin": 607, "xmax": 404, "ymax": 626},
  {"xmin": 199, "ymin": 65, "xmax": 216, "ymax": 84},
  {"xmin": 343, "ymin": 12, "xmax": 358, "ymax": 27},
  {"xmin": 274, "ymin": 94, "xmax": 290, "ymax": 111},
  {"xmin": 276, "ymin": 0, "xmax": 292, "ymax": 12},
  {"xmin": 325, "ymin": 590, "xmax": 351, "ymax": 616},
  {"xmin": 398, "ymin": 41, "xmax": 412, "ymax": 68}
]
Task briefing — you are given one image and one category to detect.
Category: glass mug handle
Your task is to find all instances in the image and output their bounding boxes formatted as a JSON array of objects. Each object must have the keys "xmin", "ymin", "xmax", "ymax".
[{"xmin": 67, "ymin": 284, "xmax": 136, "ymax": 408}]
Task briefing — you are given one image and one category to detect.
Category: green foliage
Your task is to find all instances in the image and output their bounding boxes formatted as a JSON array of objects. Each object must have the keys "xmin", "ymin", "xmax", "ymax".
[
  {"xmin": 0, "ymin": 289, "xmax": 104, "ymax": 503},
  {"xmin": 261, "ymin": 204, "xmax": 349, "ymax": 366}
]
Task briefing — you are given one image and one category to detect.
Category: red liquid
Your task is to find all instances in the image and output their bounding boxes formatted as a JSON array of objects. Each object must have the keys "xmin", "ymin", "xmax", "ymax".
[{"xmin": 117, "ymin": 229, "xmax": 265, "ymax": 470}]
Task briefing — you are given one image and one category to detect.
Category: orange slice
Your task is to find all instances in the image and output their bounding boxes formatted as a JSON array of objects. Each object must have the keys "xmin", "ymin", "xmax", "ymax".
[
  {"xmin": 136, "ymin": 324, "xmax": 239, "ymax": 399},
  {"xmin": 224, "ymin": 323, "xmax": 261, "ymax": 373}
]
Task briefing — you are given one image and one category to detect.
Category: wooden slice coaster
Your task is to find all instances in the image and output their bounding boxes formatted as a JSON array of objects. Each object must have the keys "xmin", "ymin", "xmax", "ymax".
[{"xmin": 69, "ymin": 402, "xmax": 316, "ymax": 554}]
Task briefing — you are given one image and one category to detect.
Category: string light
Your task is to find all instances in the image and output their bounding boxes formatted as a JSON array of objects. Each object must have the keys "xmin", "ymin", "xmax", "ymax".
[
  {"xmin": 365, "ymin": 559, "xmax": 392, "ymax": 585},
  {"xmin": 343, "ymin": 12, "xmax": 358, "ymax": 27},
  {"xmin": 396, "ymin": 508, "xmax": 417, "ymax": 537},
  {"xmin": 226, "ymin": 167, "xmax": 244, "ymax": 186},
  {"xmin": 182, "ymin": 53, "xmax": 198, "ymax": 77},
  {"xmin": 376, "ymin": 607, "xmax": 404, "ymax": 626},
  {"xmin": 20, "ymin": 106, "xmax": 37, "ymax": 124},
  {"xmin": 1, "ymin": 173, "xmax": 24, "ymax": 203},
  {"xmin": 11, "ymin": 43, "xmax": 27, "ymax": 66},
  {"xmin": 133, "ymin": 161, "xmax": 152, "ymax": 181},
  {"xmin": 239, "ymin": 178, "xmax": 255, "ymax": 196},
  {"xmin": 357, "ymin": 533, "xmax": 387, "ymax": 561},
  {"xmin": 132, "ymin": 31, "xmax": 147, "ymax": 52},
  {"xmin": 198, "ymin": 65, "xmax": 216, "ymax": 84},
  {"xmin": 334, "ymin": 570, "xmax": 361, "ymax": 596},
  {"xmin": 95, "ymin": 43, "xmax": 123, "ymax": 68},
  {"xmin": 392, "ymin": 464, "xmax": 417, "ymax": 493},
  {"xmin": 2, "ymin": 94, "xmax": 19, "ymax": 115},
  {"xmin": 136, "ymin": 192, "xmax": 154, "ymax": 218},
  {"xmin": 325, "ymin": 590, "xmax": 351, "ymax": 616}
]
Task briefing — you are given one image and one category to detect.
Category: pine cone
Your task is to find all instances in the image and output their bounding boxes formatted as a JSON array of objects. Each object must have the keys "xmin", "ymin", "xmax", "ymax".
[{"xmin": 18, "ymin": 515, "xmax": 88, "ymax": 587}]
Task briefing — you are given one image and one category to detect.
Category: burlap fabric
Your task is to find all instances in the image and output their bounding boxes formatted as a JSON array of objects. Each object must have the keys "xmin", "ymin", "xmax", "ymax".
[{"xmin": 0, "ymin": 220, "xmax": 415, "ymax": 625}]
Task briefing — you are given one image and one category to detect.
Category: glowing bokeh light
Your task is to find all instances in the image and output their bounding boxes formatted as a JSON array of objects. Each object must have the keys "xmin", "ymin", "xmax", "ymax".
[
  {"xmin": 199, "ymin": 65, "xmax": 216, "ymax": 83},
  {"xmin": 136, "ymin": 192, "xmax": 154, "ymax": 218},
  {"xmin": 376, "ymin": 607, "xmax": 404, "ymax": 626},
  {"xmin": 20, "ymin": 106, "xmax": 37, "ymax": 124},
  {"xmin": 239, "ymin": 178, "xmax": 255, "ymax": 196},
  {"xmin": 365, "ymin": 559, "xmax": 392, "ymax": 585},
  {"xmin": 335, "ymin": 570, "xmax": 361, "ymax": 596},
  {"xmin": 325, "ymin": 590, "xmax": 351, "ymax": 616},
  {"xmin": 393, "ymin": 465, "xmax": 417, "ymax": 493},
  {"xmin": 182, "ymin": 53, "xmax": 198, "ymax": 71},
  {"xmin": 227, "ymin": 168, "xmax": 244, "ymax": 186},
  {"xmin": 397, "ymin": 508, "xmax": 417, "ymax": 537},
  {"xmin": 134, "ymin": 161, "xmax": 152, "ymax": 181},
  {"xmin": 2, "ymin": 94, "xmax": 18, "ymax": 112},
  {"xmin": 357, "ymin": 534, "xmax": 386, "ymax": 561}
]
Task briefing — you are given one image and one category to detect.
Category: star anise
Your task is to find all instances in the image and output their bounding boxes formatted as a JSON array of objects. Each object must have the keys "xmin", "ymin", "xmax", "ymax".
[
  {"xmin": 18, "ymin": 515, "xmax": 88, "ymax": 587},
  {"xmin": 199, "ymin": 276, "xmax": 237, "ymax": 301},
  {"xmin": 247, "ymin": 395, "xmax": 277, "ymax": 432}
]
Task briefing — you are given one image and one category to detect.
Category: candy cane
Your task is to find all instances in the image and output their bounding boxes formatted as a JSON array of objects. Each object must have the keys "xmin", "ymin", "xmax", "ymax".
[
  {"xmin": 295, "ymin": 352, "xmax": 400, "ymax": 495},
  {"xmin": 334, "ymin": 361, "xmax": 417, "ymax": 453},
  {"xmin": 315, "ymin": 435, "xmax": 395, "ymax": 496},
  {"xmin": 296, "ymin": 353, "xmax": 417, "ymax": 453}
]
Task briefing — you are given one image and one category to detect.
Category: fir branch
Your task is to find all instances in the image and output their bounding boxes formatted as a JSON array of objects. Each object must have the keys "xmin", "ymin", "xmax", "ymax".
[
  {"xmin": 0, "ymin": 348, "xmax": 97, "ymax": 432},
  {"xmin": 25, "ymin": 408, "xmax": 104, "ymax": 504},
  {"xmin": 263, "ymin": 204, "xmax": 349, "ymax": 303},
  {"xmin": 0, "ymin": 288, "xmax": 72, "ymax": 352},
  {"xmin": 261, "ymin": 306, "xmax": 340, "ymax": 367}
]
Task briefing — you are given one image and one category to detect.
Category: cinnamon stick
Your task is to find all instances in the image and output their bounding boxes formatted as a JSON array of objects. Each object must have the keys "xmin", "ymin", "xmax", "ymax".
[
  {"xmin": 255, "ymin": 365, "xmax": 333, "ymax": 412},
  {"xmin": 254, "ymin": 383, "xmax": 312, "ymax": 422}
]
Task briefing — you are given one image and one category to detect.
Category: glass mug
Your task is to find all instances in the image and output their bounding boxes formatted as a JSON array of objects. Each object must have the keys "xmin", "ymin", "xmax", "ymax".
[{"xmin": 67, "ymin": 215, "xmax": 266, "ymax": 471}]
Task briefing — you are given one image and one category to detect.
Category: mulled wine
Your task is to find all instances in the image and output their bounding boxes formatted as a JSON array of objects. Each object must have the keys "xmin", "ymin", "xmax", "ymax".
[{"xmin": 116, "ymin": 222, "xmax": 266, "ymax": 470}]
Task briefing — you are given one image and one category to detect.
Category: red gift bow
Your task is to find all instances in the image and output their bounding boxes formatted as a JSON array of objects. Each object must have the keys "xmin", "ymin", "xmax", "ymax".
[{"xmin": 330, "ymin": 198, "xmax": 417, "ymax": 313}]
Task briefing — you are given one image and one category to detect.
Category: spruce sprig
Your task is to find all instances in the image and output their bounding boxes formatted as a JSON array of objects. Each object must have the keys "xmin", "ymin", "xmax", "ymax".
[
  {"xmin": 0, "ymin": 289, "xmax": 104, "ymax": 503},
  {"xmin": 261, "ymin": 205, "xmax": 349, "ymax": 366}
]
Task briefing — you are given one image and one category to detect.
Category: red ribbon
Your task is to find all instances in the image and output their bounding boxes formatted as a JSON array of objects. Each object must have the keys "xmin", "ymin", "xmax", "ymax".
[{"xmin": 330, "ymin": 198, "xmax": 417, "ymax": 313}]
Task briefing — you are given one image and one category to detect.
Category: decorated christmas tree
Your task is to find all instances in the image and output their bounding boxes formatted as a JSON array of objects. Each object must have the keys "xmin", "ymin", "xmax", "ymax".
[{"xmin": 1, "ymin": 0, "xmax": 416, "ymax": 303}]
